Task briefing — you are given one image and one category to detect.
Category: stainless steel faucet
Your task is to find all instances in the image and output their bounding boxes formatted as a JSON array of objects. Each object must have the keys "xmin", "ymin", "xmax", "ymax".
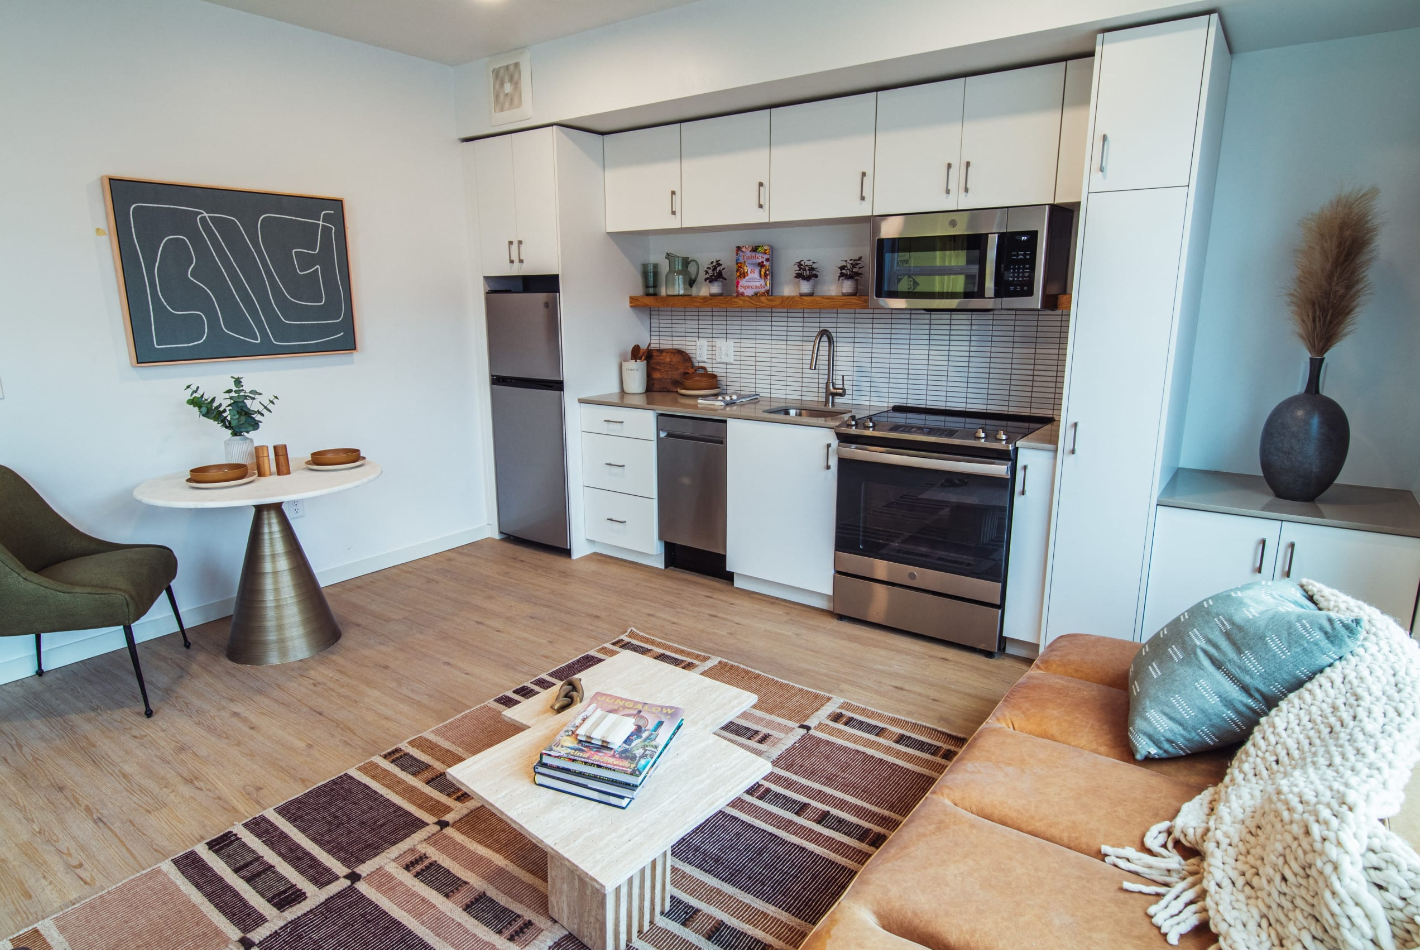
[{"xmin": 810, "ymin": 329, "xmax": 847, "ymax": 408}]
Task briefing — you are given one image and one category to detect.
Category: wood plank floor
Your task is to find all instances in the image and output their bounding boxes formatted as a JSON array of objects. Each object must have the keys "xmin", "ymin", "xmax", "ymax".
[{"xmin": 0, "ymin": 538, "xmax": 1029, "ymax": 936}]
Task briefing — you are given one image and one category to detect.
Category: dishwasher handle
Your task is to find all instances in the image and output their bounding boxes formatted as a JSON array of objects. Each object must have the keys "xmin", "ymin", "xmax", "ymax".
[{"xmin": 659, "ymin": 430, "xmax": 725, "ymax": 446}]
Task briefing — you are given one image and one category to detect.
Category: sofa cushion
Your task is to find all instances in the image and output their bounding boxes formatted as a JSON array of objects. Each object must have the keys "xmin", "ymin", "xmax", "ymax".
[
  {"xmin": 1127, "ymin": 579, "xmax": 1363, "ymax": 759},
  {"xmin": 1033, "ymin": 633, "xmax": 1140, "ymax": 691},
  {"xmin": 932, "ymin": 723, "xmax": 1203, "ymax": 861},
  {"xmin": 987, "ymin": 670, "xmax": 1234, "ymax": 788},
  {"xmin": 800, "ymin": 796, "xmax": 1216, "ymax": 950}
]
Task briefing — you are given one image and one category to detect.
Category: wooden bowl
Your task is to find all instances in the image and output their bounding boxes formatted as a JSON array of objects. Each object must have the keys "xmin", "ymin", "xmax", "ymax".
[
  {"xmin": 189, "ymin": 463, "xmax": 250, "ymax": 483},
  {"xmin": 310, "ymin": 448, "xmax": 361, "ymax": 466},
  {"xmin": 681, "ymin": 369, "xmax": 720, "ymax": 389}
]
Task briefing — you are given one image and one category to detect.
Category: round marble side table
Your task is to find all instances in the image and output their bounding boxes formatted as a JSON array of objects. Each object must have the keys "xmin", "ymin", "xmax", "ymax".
[{"xmin": 134, "ymin": 459, "xmax": 383, "ymax": 665}]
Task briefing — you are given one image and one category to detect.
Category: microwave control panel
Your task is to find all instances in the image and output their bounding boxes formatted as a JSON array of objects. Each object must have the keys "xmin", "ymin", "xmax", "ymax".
[{"xmin": 998, "ymin": 231, "xmax": 1038, "ymax": 296}]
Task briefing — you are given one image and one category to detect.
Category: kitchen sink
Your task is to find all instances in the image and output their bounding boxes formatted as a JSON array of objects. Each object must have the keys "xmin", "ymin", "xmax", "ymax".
[{"xmin": 762, "ymin": 407, "xmax": 850, "ymax": 419}]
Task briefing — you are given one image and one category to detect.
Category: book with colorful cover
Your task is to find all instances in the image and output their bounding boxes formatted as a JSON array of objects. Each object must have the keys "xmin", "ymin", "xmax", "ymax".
[
  {"xmin": 534, "ymin": 772, "xmax": 633, "ymax": 809},
  {"xmin": 735, "ymin": 245, "xmax": 771, "ymax": 296},
  {"xmin": 541, "ymin": 719, "xmax": 683, "ymax": 785},
  {"xmin": 534, "ymin": 752, "xmax": 666, "ymax": 798},
  {"xmin": 540, "ymin": 692, "xmax": 684, "ymax": 779}
]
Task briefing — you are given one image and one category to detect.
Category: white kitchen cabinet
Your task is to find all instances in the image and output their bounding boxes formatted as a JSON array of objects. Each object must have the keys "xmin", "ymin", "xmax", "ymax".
[
  {"xmin": 873, "ymin": 79, "xmax": 965, "ymax": 215},
  {"xmin": 579, "ymin": 411, "xmax": 661, "ymax": 559},
  {"xmin": 1044, "ymin": 187, "xmax": 1189, "ymax": 641},
  {"xmin": 473, "ymin": 127, "xmax": 559, "ymax": 274},
  {"xmin": 726, "ymin": 419, "xmax": 837, "ymax": 596},
  {"xmin": 604, "ymin": 124, "xmax": 681, "ymax": 232},
  {"xmin": 680, "ymin": 111, "xmax": 770, "ymax": 228},
  {"xmin": 1142, "ymin": 506, "xmax": 1282, "ymax": 635},
  {"xmin": 1003, "ymin": 445, "xmax": 1057, "ymax": 645},
  {"xmin": 1054, "ymin": 58, "xmax": 1094, "ymax": 204},
  {"xmin": 1278, "ymin": 521, "xmax": 1420, "ymax": 624},
  {"xmin": 584, "ymin": 489, "xmax": 659, "ymax": 555},
  {"xmin": 580, "ymin": 404, "xmax": 656, "ymax": 440},
  {"xmin": 1089, "ymin": 17, "xmax": 1209, "ymax": 193},
  {"xmin": 1144, "ymin": 506, "xmax": 1420, "ymax": 633},
  {"xmin": 581, "ymin": 433, "xmax": 656, "ymax": 498},
  {"xmin": 958, "ymin": 62, "xmax": 1065, "ymax": 210},
  {"xmin": 770, "ymin": 94, "xmax": 876, "ymax": 222}
]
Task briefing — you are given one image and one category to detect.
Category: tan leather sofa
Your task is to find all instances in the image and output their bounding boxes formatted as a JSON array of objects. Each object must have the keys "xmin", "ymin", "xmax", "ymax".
[{"xmin": 802, "ymin": 634, "xmax": 1230, "ymax": 950}]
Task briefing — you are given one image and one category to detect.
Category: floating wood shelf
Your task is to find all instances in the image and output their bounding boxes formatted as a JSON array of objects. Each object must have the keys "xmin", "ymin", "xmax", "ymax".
[{"xmin": 630, "ymin": 295, "xmax": 869, "ymax": 310}]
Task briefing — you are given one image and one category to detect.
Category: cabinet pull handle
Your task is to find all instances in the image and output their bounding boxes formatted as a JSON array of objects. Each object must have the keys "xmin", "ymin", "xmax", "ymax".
[
  {"xmin": 1068, "ymin": 422, "xmax": 1079, "ymax": 455},
  {"xmin": 963, "ymin": 160, "xmax": 971, "ymax": 194},
  {"xmin": 1099, "ymin": 133, "xmax": 1110, "ymax": 174},
  {"xmin": 670, "ymin": 190, "xmax": 677, "ymax": 216},
  {"xmin": 859, "ymin": 171, "xmax": 867, "ymax": 202},
  {"xmin": 604, "ymin": 462, "xmax": 626, "ymax": 468},
  {"xmin": 945, "ymin": 161, "xmax": 952, "ymax": 195},
  {"xmin": 604, "ymin": 418, "xmax": 623, "ymax": 425},
  {"xmin": 1255, "ymin": 538, "xmax": 1267, "ymax": 574},
  {"xmin": 1282, "ymin": 541, "xmax": 1296, "ymax": 578},
  {"xmin": 507, "ymin": 240, "xmax": 514, "ymax": 265},
  {"xmin": 516, "ymin": 239, "xmax": 524, "ymax": 264},
  {"xmin": 1019, "ymin": 464, "xmax": 1028, "ymax": 496},
  {"xmin": 757, "ymin": 181, "xmax": 765, "ymax": 209},
  {"xmin": 606, "ymin": 517, "xmax": 627, "ymax": 524},
  {"xmin": 825, "ymin": 443, "xmax": 833, "ymax": 470}
]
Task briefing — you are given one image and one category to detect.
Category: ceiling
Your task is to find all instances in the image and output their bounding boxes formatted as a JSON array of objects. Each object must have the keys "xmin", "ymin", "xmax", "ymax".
[{"xmin": 200, "ymin": 0, "xmax": 701, "ymax": 66}]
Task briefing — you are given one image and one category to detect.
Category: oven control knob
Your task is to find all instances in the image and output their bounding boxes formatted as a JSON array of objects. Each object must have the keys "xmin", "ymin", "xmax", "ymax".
[
  {"xmin": 996, "ymin": 429, "xmax": 1007, "ymax": 441},
  {"xmin": 974, "ymin": 428, "xmax": 986, "ymax": 440},
  {"xmin": 863, "ymin": 419, "xmax": 875, "ymax": 430},
  {"xmin": 846, "ymin": 415, "xmax": 858, "ymax": 429}
]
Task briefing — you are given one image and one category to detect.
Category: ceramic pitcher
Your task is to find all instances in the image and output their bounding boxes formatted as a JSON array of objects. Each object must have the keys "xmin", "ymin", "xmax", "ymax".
[{"xmin": 664, "ymin": 253, "xmax": 699, "ymax": 296}]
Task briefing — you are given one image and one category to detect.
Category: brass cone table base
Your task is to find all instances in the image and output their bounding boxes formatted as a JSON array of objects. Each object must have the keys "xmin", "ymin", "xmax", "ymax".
[{"xmin": 228, "ymin": 503, "xmax": 341, "ymax": 665}]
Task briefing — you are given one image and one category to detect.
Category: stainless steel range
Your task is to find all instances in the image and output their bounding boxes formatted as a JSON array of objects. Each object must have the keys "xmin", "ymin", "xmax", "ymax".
[{"xmin": 833, "ymin": 406, "xmax": 1054, "ymax": 656}]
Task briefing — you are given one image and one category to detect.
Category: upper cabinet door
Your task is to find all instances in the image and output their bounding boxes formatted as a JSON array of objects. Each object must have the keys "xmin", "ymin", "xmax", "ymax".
[
  {"xmin": 604, "ymin": 124, "xmax": 681, "ymax": 232},
  {"xmin": 473, "ymin": 135, "xmax": 518, "ymax": 276},
  {"xmin": 873, "ymin": 79, "xmax": 964, "ymax": 215},
  {"xmin": 958, "ymin": 62, "xmax": 1065, "ymax": 210},
  {"xmin": 1277, "ymin": 522, "xmax": 1420, "ymax": 626},
  {"xmin": 680, "ymin": 111, "xmax": 770, "ymax": 228},
  {"xmin": 1089, "ymin": 17, "xmax": 1209, "ymax": 193},
  {"xmin": 1054, "ymin": 58, "xmax": 1094, "ymax": 204},
  {"xmin": 509, "ymin": 128, "xmax": 559, "ymax": 273},
  {"xmin": 769, "ymin": 93, "xmax": 877, "ymax": 223}
]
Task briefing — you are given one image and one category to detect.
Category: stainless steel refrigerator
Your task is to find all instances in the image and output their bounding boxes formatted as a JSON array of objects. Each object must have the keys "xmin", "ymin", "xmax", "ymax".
[{"xmin": 486, "ymin": 290, "xmax": 569, "ymax": 549}]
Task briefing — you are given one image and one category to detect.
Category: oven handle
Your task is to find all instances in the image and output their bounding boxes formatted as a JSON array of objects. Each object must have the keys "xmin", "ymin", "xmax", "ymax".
[{"xmin": 837, "ymin": 445, "xmax": 1012, "ymax": 478}]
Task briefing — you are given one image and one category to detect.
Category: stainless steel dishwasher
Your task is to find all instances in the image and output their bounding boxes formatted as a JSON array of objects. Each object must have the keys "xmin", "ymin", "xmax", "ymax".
[{"xmin": 657, "ymin": 415, "xmax": 727, "ymax": 555}]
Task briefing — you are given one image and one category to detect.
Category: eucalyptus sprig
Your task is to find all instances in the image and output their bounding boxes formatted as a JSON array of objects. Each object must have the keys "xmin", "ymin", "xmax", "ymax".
[{"xmin": 184, "ymin": 376, "xmax": 279, "ymax": 437}]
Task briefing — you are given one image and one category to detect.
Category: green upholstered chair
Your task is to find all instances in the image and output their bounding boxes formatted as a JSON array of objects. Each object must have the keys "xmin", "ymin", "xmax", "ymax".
[{"xmin": 0, "ymin": 465, "xmax": 189, "ymax": 717}]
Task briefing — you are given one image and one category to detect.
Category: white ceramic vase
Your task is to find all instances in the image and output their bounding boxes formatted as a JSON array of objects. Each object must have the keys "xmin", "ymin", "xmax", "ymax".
[
  {"xmin": 707, "ymin": 280, "xmax": 726, "ymax": 296},
  {"xmin": 841, "ymin": 278, "xmax": 858, "ymax": 295},
  {"xmin": 224, "ymin": 434, "xmax": 256, "ymax": 474},
  {"xmin": 798, "ymin": 279, "xmax": 815, "ymax": 295}
]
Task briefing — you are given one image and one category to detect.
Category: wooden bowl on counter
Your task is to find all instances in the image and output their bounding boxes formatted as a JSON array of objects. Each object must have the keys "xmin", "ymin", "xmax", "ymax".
[
  {"xmin": 189, "ymin": 462, "xmax": 250, "ymax": 483},
  {"xmin": 309, "ymin": 448, "xmax": 361, "ymax": 466},
  {"xmin": 680, "ymin": 367, "xmax": 720, "ymax": 390}
]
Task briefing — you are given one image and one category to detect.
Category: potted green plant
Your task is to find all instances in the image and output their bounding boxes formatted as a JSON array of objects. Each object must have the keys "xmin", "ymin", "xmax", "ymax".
[
  {"xmin": 838, "ymin": 256, "xmax": 864, "ymax": 295},
  {"xmin": 794, "ymin": 259, "xmax": 820, "ymax": 295},
  {"xmin": 704, "ymin": 259, "xmax": 727, "ymax": 296},
  {"xmin": 185, "ymin": 376, "xmax": 279, "ymax": 472}
]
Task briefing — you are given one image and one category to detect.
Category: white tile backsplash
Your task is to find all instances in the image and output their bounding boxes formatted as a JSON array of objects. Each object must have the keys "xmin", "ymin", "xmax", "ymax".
[{"xmin": 649, "ymin": 308, "xmax": 1068, "ymax": 417}]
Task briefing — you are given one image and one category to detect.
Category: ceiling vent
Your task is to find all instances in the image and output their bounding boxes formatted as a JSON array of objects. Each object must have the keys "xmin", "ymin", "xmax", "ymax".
[{"xmin": 488, "ymin": 48, "xmax": 533, "ymax": 126}]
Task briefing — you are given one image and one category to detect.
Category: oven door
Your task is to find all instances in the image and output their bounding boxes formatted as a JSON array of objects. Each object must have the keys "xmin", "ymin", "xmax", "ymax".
[{"xmin": 834, "ymin": 444, "xmax": 1011, "ymax": 605}]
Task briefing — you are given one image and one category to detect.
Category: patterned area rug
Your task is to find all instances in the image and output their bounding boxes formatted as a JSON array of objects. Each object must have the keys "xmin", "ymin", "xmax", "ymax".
[{"xmin": 4, "ymin": 630, "xmax": 965, "ymax": 950}]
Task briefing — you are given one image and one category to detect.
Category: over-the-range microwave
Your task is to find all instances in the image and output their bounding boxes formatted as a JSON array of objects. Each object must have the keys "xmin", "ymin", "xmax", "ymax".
[{"xmin": 869, "ymin": 205, "xmax": 1074, "ymax": 310}]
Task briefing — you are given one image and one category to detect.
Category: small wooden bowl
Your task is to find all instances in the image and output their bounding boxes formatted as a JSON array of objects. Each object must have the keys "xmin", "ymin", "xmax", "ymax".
[
  {"xmin": 310, "ymin": 448, "xmax": 361, "ymax": 466},
  {"xmin": 682, "ymin": 370, "xmax": 720, "ymax": 389},
  {"xmin": 189, "ymin": 463, "xmax": 250, "ymax": 484}
]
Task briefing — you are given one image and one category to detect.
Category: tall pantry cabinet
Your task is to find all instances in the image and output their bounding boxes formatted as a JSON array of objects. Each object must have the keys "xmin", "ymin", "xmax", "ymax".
[{"xmin": 1041, "ymin": 15, "xmax": 1231, "ymax": 643}]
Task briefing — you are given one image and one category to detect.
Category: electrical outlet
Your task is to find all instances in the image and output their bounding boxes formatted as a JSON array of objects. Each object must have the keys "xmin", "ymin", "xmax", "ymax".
[
  {"xmin": 715, "ymin": 340, "xmax": 736, "ymax": 363},
  {"xmin": 285, "ymin": 499, "xmax": 304, "ymax": 519},
  {"xmin": 695, "ymin": 339, "xmax": 712, "ymax": 363}
]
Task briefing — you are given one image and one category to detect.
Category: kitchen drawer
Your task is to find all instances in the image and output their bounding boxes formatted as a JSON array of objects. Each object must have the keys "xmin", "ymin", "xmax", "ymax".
[
  {"xmin": 584, "ymin": 488, "xmax": 659, "ymax": 554},
  {"xmin": 582, "ymin": 432, "xmax": 656, "ymax": 497},
  {"xmin": 580, "ymin": 405, "xmax": 655, "ymax": 440}
]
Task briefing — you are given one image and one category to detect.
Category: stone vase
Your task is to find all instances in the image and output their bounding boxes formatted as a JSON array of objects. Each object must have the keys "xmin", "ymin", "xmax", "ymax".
[{"xmin": 1259, "ymin": 356, "xmax": 1349, "ymax": 502}]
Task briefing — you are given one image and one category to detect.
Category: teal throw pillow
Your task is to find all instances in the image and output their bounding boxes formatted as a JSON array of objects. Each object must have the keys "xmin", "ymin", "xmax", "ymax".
[{"xmin": 1127, "ymin": 580, "xmax": 1364, "ymax": 759}]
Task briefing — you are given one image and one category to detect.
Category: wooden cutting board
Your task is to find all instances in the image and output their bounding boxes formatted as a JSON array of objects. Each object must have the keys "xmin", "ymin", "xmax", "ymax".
[{"xmin": 645, "ymin": 348, "xmax": 694, "ymax": 392}]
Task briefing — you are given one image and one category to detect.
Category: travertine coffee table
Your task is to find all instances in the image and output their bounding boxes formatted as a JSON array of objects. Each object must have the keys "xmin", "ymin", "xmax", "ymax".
[{"xmin": 447, "ymin": 651, "xmax": 771, "ymax": 950}]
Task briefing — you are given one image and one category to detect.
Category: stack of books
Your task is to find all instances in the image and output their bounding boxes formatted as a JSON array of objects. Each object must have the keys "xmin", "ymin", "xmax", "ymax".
[{"xmin": 534, "ymin": 692, "xmax": 684, "ymax": 808}]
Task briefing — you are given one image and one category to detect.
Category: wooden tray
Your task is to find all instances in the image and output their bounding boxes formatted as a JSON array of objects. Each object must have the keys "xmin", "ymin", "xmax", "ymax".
[{"xmin": 645, "ymin": 348, "xmax": 694, "ymax": 392}]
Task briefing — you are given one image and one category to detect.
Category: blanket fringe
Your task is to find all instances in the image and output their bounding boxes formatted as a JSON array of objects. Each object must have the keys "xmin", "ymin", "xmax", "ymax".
[{"xmin": 1102, "ymin": 820, "xmax": 1209, "ymax": 946}]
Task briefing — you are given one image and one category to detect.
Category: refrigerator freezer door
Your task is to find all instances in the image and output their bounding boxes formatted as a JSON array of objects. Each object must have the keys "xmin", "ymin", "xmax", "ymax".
[
  {"xmin": 486, "ymin": 293, "xmax": 562, "ymax": 381},
  {"xmin": 490, "ymin": 381, "xmax": 570, "ymax": 548}
]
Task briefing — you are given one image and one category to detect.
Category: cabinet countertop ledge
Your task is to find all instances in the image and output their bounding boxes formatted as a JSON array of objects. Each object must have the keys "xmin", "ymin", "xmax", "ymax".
[
  {"xmin": 580, "ymin": 392, "xmax": 1059, "ymax": 449},
  {"xmin": 1158, "ymin": 468, "xmax": 1420, "ymax": 539}
]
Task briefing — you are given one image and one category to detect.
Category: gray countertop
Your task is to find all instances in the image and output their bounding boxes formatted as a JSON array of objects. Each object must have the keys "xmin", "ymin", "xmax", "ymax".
[
  {"xmin": 581, "ymin": 392, "xmax": 1060, "ymax": 450},
  {"xmin": 1158, "ymin": 468, "xmax": 1420, "ymax": 539}
]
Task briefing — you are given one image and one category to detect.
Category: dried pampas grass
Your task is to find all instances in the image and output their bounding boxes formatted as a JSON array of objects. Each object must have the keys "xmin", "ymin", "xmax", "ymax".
[{"xmin": 1287, "ymin": 186, "xmax": 1381, "ymax": 357}]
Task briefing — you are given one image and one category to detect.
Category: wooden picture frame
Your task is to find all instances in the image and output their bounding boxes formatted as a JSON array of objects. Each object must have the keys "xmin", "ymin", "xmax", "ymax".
[{"xmin": 102, "ymin": 176, "xmax": 359, "ymax": 366}]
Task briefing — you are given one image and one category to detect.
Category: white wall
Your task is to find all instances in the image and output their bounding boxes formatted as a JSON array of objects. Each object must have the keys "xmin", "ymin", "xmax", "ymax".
[
  {"xmin": 0, "ymin": 0, "xmax": 487, "ymax": 683},
  {"xmin": 1178, "ymin": 26, "xmax": 1420, "ymax": 492}
]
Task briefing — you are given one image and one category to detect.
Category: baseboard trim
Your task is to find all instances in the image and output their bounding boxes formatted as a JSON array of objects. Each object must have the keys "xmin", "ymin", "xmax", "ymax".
[
  {"xmin": 587, "ymin": 541, "xmax": 665, "ymax": 569},
  {"xmin": 0, "ymin": 524, "xmax": 494, "ymax": 686},
  {"xmin": 733, "ymin": 574, "xmax": 832, "ymax": 610},
  {"xmin": 1004, "ymin": 637, "xmax": 1039, "ymax": 660}
]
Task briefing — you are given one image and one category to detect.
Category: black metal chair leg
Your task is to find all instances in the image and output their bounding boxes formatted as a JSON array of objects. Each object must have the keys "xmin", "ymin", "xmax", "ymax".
[
  {"xmin": 122, "ymin": 624, "xmax": 154, "ymax": 718},
  {"xmin": 35, "ymin": 633, "xmax": 43, "ymax": 676},
  {"xmin": 165, "ymin": 586, "xmax": 191, "ymax": 649}
]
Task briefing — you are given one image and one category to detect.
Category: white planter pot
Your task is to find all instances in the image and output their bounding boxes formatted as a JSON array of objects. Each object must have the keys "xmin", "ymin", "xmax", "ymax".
[
  {"xmin": 224, "ymin": 434, "xmax": 256, "ymax": 474},
  {"xmin": 707, "ymin": 280, "xmax": 726, "ymax": 296},
  {"xmin": 797, "ymin": 279, "xmax": 816, "ymax": 295},
  {"xmin": 841, "ymin": 278, "xmax": 858, "ymax": 295}
]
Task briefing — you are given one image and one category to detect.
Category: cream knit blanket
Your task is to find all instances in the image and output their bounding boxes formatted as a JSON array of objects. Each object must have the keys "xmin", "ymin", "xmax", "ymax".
[{"xmin": 1103, "ymin": 580, "xmax": 1420, "ymax": 949}]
